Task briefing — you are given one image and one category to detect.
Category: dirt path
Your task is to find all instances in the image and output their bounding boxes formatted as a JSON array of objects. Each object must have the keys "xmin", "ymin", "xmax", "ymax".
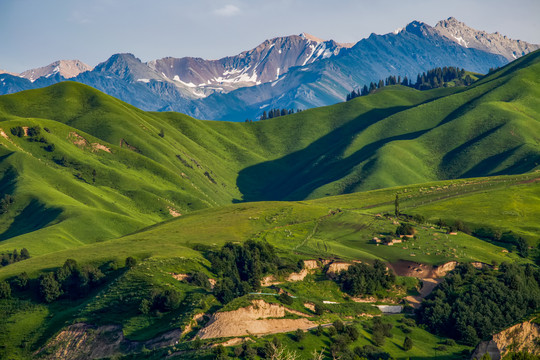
[
  {"xmin": 404, "ymin": 278, "xmax": 442, "ymax": 309},
  {"xmin": 294, "ymin": 220, "xmax": 319, "ymax": 250}
]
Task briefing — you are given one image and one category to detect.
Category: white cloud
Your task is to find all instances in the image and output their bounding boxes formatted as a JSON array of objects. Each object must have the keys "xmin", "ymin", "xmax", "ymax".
[{"xmin": 214, "ymin": 4, "xmax": 240, "ymax": 17}]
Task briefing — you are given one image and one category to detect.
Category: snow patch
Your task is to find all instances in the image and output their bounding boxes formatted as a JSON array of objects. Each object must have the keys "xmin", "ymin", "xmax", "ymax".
[
  {"xmin": 393, "ymin": 27, "xmax": 403, "ymax": 34},
  {"xmin": 452, "ymin": 35, "xmax": 468, "ymax": 48},
  {"xmin": 137, "ymin": 78, "xmax": 150, "ymax": 83},
  {"xmin": 173, "ymin": 75, "xmax": 197, "ymax": 87}
]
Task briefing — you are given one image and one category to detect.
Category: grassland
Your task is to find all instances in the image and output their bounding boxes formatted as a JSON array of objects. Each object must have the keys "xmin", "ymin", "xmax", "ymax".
[
  {"xmin": 0, "ymin": 50, "xmax": 539, "ymax": 359},
  {"xmin": 0, "ymin": 50, "xmax": 539, "ymax": 259}
]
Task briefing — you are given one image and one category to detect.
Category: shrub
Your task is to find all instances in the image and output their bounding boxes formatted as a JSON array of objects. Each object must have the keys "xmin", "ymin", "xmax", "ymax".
[
  {"xmin": 314, "ymin": 303, "xmax": 325, "ymax": 315},
  {"xmin": 293, "ymin": 328, "xmax": 305, "ymax": 342},
  {"xmin": 44, "ymin": 143, "xmax": 55, "ymax": 152},
  {"xmin": 403, "ymin": 336, "xmax": 413, "ymax": 351},
  {"xmin": 279, "ymin": 292, "xmax": 294, "ymax": 305},
  {"xmin": 190, "ymin": 272, "xmax": 211, "ymax": 290},
  {"xmin": 13, "ymin": 272, "xmax": 29, "ymax": 290},
  {"xmin": 125, "ymin": 257, "xmax": 137, "ymax": 268},
  {"xmin": 10, "ymin": 126, "xmax": 24, "ymax": 137},
  {"xmin": 39, "ymin": 273, "xmax": 62, "ymax": 303},
  {"xmin": 0, "ymin": 281, "xmax": 11, "ymax": 299}
]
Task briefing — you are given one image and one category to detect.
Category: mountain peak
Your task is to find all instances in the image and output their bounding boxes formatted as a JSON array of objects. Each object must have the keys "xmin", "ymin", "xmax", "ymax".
[
  {"xmin": 433, "ymin": 17, "xmax": 540, "ymax": 60},
  {"xmin": 19, "ymin": 59, "xmax": 92, "ymax": 82},
  {"xmin": 299, "ymin": 32, "xmax": 325, "ymax": 43},
  {"xmin": 403, "ymin": 20, "xmax": 434, "ymax": 37}
]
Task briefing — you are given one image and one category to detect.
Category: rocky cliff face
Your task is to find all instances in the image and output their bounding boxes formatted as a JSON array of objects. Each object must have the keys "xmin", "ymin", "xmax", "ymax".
[
  {"xmin": 434, "ymin": 17, "xmax": 540, "ymax": 61},
  {"xmin": 471, "ymin": 320, "xmax": 540, "ymax": 360},
  {"xmin": 148, "ymin": 33, "xmax": 351, "ymax": 95},
  {"xmin": 1, "ymin": 18, "xmax": 535, "ymax": 121}
]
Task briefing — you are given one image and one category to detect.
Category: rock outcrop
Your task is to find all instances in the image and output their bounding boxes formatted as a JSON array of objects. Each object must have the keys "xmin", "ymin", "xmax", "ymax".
[
  {"xmin": 471, "ymin": 320, "xmax": 540, "ymax": 360},
  {"xmin": 434, "ymin": 17, "xmax": 540, "ymax": 61}
]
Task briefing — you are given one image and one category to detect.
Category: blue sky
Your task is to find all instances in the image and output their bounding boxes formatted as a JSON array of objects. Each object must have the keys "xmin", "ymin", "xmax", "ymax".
[{"xmin": 1, "ymin": 0, "xmax": 539, "ymax": 73}]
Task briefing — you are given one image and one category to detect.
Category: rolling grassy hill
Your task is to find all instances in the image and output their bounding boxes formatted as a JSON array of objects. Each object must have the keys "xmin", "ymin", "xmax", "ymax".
[
  {"xmin": 0, "ymin": 172, "xmax": 538, "ymax": 359},
  {"xmin": 0, "ymin": 50, "xmax": 538, "ymax": 258},
  {"xmin": 1, "ymin": 47, "xmax": 540, "ymax": 356}
]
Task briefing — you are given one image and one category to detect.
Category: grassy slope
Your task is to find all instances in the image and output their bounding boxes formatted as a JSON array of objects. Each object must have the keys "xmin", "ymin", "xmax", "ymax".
[
  {"xmin": 0, "ymin": 50, "xmax": 539, "ymax": 256},
  {"xmin": 1, "ymin": 173, "xmax": 538, "ymax": 359},
  {"xmin": 2, "ymin": 171, "xmax": 536, "ymax": 280}
]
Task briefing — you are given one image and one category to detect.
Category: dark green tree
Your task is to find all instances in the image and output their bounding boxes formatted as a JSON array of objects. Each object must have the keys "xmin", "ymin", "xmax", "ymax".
[
  {"xmin": 39, "ymin": 273, "xmax": 62, "ymax": 303},
  {"xmin": 125, "ymin": 256, "xmax": 137, "ymax": 268},
  {"xmin": 0, "ymin": 280, "xmax": 11, "ymax": 299},
  {"xmin": 394, "ymin": 193, "xmax": 400, "ymax": 217},
  {"xmin": 403, "ymin": 336, "xmax": 413, "ymax": 351},
  {"xmin": 19, "ymin": 248, "xmax": 30, "ymax": 260}
]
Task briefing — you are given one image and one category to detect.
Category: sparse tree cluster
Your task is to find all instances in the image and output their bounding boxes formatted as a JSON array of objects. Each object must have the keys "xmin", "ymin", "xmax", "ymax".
[
  {"xmin": 38, "ymin": 258, "xmax": 105, "ymax": 303},
  {"xmin": 209, "ymin": 240, "xmax": 302, "ymax": 303},
  {"xmin": 260, "ymin": 108, "xmax": 302, "ymax": 120},
  {"xmin": 1, "ymin": 248, "xmax": 30, "ymax": 267},
  {"xmin": 346, "ymin": 66, "xmax": 474, "ymax": 101},
  {"xmin": 336, "ymin": 260, "xmax": 396, "ymax": 296},
  {"xmin": 0, "ymin": 194, "xmax": 14, "ymax": 214},
  {"xmin": 417, "ymin": 263, "xmax": 540, "ymax": 345}
]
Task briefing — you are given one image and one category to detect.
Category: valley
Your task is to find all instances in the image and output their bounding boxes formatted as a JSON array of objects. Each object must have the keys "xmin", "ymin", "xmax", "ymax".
[{"xmin": 0, "ymin": 34, "xmax": 539, "ymax": 360}]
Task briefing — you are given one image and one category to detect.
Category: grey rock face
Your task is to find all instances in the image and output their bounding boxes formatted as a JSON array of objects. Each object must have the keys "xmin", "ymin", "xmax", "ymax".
[
  {"xmin": 434, "ymin": 17, "xmax": 540, "ymax": 61},
  {"xmin": 0, "ymin": 18, "xmax": 536, "ymax": 121}
]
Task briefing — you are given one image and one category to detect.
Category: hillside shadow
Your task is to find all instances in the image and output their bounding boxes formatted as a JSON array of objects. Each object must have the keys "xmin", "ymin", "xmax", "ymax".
[
  {"xmin": 0, "ymin": 199, "xmax": 63, "ymax": 241},
  {"xmin": 0, "ymin": 160, "xmax": 18, "ymax": 196},
  {"xmin": 236, "ymin": 105, "xmax": 426, "ymax": 202}
]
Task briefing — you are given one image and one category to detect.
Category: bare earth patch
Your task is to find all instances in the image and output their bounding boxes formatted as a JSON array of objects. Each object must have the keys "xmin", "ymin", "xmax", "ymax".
[
  {"xmin": 168, "ymin": 207, "xmax": 182, "ymax": 217},
  {"xmin": 197, "ymin": 300, "xmax": 315, "ymax": 339}
]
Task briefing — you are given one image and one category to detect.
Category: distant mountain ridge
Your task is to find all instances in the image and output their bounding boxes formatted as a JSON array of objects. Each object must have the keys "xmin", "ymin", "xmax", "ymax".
[
  {"xmin": 433, "ymin": 17, "xmax": 540, "ymax": 61},
  {"xmin": 1, "ymin": 18, "xmax": 538, "ymax": 120}
]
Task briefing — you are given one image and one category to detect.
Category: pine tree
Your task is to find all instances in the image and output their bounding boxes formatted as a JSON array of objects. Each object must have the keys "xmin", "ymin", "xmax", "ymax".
[{"xmin": 394, "ymin": 194, "xmax": 400, "ymax": 218}]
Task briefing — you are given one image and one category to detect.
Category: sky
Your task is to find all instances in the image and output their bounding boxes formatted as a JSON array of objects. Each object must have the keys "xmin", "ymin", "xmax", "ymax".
[{"xmin": 1, "ymin": 0, "xmax": 540, "ymax": 73}]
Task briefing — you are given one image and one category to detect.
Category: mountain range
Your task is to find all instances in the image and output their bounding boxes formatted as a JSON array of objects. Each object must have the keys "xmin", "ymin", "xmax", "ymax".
[{"xmin": 1, "ymin": 18, "xmax": 538, "ymax": 121}]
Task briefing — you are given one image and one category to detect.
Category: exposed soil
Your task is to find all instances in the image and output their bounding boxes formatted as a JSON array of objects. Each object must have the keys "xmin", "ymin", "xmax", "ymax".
[
  {"xmin": 472, "ymin": 320, "xmax": 540, "ymax": 360},
  {"xmin": 404, "ymin": 278, "xmax": 443, "ymax": 309},
  {"xmin": 91, "ymin": 143, "xmax": 111, "ymax": 153},
  {"xmin": 36, "ymin": 323, "xmax": 182, "ymax": 360},
  {"xmin": 168, "ymin": 207, "xmax": 182, "ymax": 217},
  {"xmin": 326, "ymin": 262, "xmax": 352, "ymax": 278},
  {"xmin": 170, "ymin": 273, "xmax": 190, "ymax": 281},
  {"xmin": 197, "ymin": 300, "xmax": 315, "ymax": 339},
  {"xmin": 388, "ymin": 260, "xmax": 458, "ymax": 278}
]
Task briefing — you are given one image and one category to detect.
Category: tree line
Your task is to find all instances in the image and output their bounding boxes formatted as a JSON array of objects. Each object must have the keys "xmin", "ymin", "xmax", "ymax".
[
  {"xmin": 208, "ymin": 240, "xmax": 303, "ymax": 303},
  {"xmin": 1, "ymin": 248, "xmax": 30, "ymax": 267},
  {"xmin": 346, "ymin": 66, "xmax": 474, "ymax": 101},
  {"xmin": 336, "ymin": 260, "xmax": 396, "ymax": 296},
  {"xmin": 417, "ymin": 263, "xmax": 540, "ymax": 346}
]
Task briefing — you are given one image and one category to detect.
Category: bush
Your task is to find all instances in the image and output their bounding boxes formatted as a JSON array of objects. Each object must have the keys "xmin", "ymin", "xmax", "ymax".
[
  {"xmin": 27, "ymin": 126, "xmax": 41, "ymax": 137},
  {"xmin": 314, "ymin": 303, "xmax": 325, "ymax": 315},
  {"xmin": 151, "ymin": 289, "xmax": 181, "ymax": 312},
  {"xmin": 293, "ymin": 328, "xmax": 305, "ymax": 342},
  {"xmin": 125, "ymin": 257, "xmax": 137, "ymax": 268},
  {"xmin": 13, "ymin": 272, "xmax": 29, "ymax": 290},
  {"xmin": 279, "ymin": 292, "xmax": 294, "ymax": 305},
  {"xmin": 403, "ymin": 336, "xmax": 413, "ymax": 351},
  {"xmin": 345, "ymin": 325, "xmax": 359, "ymax": 341},
  {"xmin": 396, "ymin": 223, "xmax": 415, "ymax": 236},
  {"xmin": 190, "ymin": 272, "xmax": 211, "ymax": 290},
  {"xmin": 333, "ymin": 319, "xmax": 345, "ymax": 333},
  {"xmin": 44, "ymin": 143, "xmax": 55, "ymax": 152},
  {"xmin": 39, "ymin": 273, "xmax": 62, "ymax": 303},
  {"xmin": 10, "ymin": 126, "xmax": 24, "ymax": 137},
  {"xmin": 0, "ymin": 280, "xmax": 11, "ymax": 299}
]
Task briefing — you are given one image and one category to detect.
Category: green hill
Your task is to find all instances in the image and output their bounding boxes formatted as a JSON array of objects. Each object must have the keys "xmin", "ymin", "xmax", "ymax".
[
  {"xmin": 0, "ymin": 51, "xmax": 539, "ymax": 257},
  {"xmin": 1, "ymin": 48, "xmax": 540, "ymax": 359}
]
